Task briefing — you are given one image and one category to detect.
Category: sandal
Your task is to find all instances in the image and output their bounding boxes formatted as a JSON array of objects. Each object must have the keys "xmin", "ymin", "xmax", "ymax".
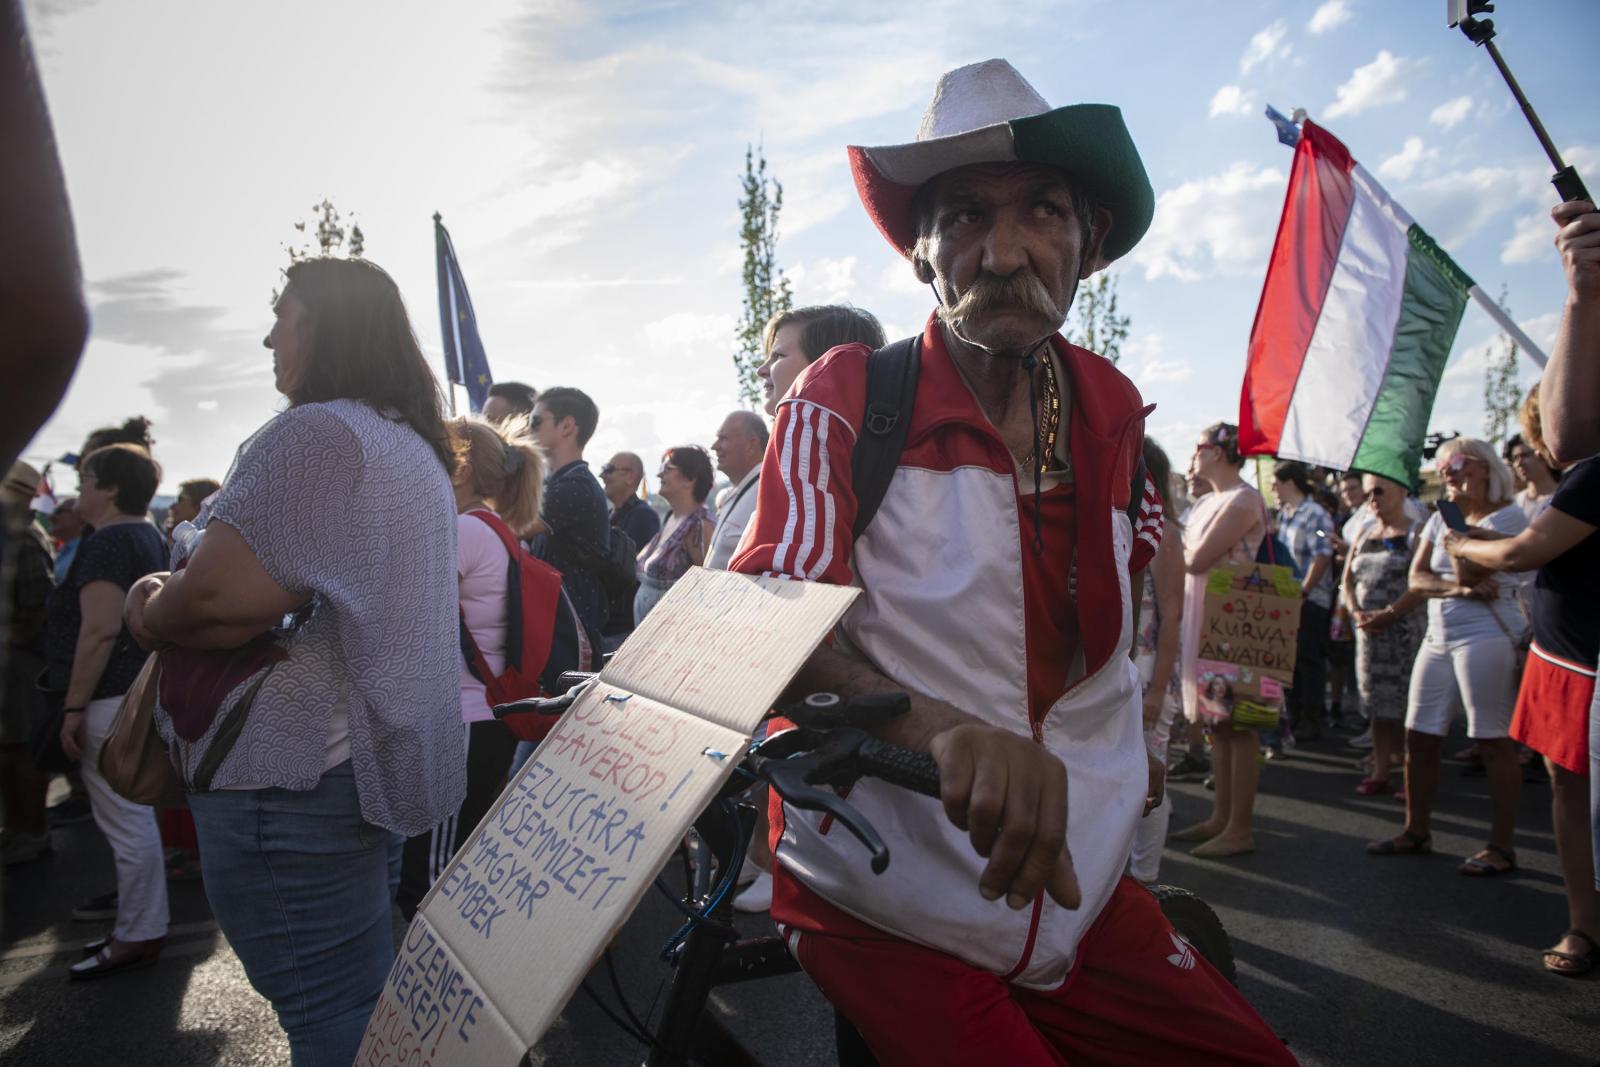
[
  {"xmin": 1542, "ymin": 929, "xmax": 1600, "ymax": 977},
  {"xmin": 1366, "ymin": 829, "xmax": 1431, "ymax": 855},
  {"xmin": 1355, "ymin": 777, "xmax": 1392, "ymax": 796},
  {"xmin": 1458, "ymin": 844, "xmax": 1516, "ymax": 877}
]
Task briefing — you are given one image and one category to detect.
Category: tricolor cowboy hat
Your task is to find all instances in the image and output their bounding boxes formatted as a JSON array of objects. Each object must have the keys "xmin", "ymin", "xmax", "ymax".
[{"xmin": 848, "ymin": 59, "xmax": 1154, "ymax": 264}]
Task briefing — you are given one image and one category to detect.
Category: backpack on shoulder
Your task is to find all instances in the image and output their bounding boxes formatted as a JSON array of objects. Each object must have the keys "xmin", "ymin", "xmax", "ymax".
[
  {"xmin": 596, "ymin": 521, "xmax": 640, "ymax": 633},
  {"xmin": 459, "ymin": 511, "xmax": 593, "ymax": 743},
  {"xmin": 849, "ymin": 337, "xmax": 1148, "ymax": 537}
]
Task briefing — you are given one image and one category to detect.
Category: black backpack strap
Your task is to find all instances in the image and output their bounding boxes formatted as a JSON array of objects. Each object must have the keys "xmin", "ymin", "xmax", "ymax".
[
  {"xmin": 850, "ymin": 336, "xmax": 921, "ymax": 541},
  {"xmin": 1126, "ymin": 449, "xmax": 1148, "ymax": 528}
]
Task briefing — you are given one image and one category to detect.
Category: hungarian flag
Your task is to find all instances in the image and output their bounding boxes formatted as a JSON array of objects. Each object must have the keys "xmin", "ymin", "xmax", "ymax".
[{"xmin": 1239, "ymin": 119, "xmax": 1473, "ymax": 487}]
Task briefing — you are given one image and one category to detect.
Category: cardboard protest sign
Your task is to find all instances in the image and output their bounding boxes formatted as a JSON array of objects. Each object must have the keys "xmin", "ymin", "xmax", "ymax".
[
  {"xmin": 357, "ymin": 568, "xmax": 858, "ymax": 1066},
  {"xmin": 1194, "ymin": 562, "xmax": 1302, "ymax": 725}
]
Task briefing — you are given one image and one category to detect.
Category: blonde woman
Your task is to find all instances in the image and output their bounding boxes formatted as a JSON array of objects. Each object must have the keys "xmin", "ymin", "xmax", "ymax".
[
  {"xmin": 1367, "ymin": 438, "xmax": 1529, "ymax": 876},
  {"xmin": 397, "ymin": 415, "xmax": 549, "ymax": 919}
]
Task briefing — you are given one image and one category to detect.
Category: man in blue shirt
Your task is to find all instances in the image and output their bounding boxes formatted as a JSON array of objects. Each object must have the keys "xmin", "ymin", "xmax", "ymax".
[{"xmin": 527, "ymin": 387, "xmax": 610, "ymax": 638}]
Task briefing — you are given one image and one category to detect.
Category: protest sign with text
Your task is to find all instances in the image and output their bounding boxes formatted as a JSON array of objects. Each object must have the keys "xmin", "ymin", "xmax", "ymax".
[
  {"xmin": 356, "ymin": 568, "xmax": 858, "ymax": 1066},
  {"xmin": 1193, "ymin": 561, "xmax": 1302, "ymax": 726}
]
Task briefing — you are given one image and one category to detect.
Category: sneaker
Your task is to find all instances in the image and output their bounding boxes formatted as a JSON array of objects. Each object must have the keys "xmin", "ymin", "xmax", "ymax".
[
  {"xmin": 1168, "ymin": 752, "xmax": 1210, "ymax": 781},
  {"xmin": 72, "ymin": 891, "xmax": 118, "ymax": 922},
  {"xmin": 1348, "ymin": 729, "xmax": 1374, "ymax": 750},
  {"xmin": 47, "ymin": 795, "xmax": 93, "ymax": 828},
  {"xmin": 2, "ymin": 831, "xmax": 52, "ymax": 867},
  {"xmin": 732, "ymin": 871, "xmax": 773, "ymax": 913}
]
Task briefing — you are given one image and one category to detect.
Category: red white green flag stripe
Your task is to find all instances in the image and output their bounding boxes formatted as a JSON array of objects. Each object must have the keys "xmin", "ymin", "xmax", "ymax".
[{"xmin": 1239, "ymin": 120, "xmax": 1474, "ymax": 487}]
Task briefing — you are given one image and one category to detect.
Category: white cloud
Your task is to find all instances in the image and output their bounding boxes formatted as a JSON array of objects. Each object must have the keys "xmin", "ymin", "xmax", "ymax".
[
  {"xmin": 1138, "ymin": 358, "xmax": 1194, "ymax": 385},
  {"xmin": 1429, "ymin": 95, "xmax": 1474, "ymax": 129},
  {"xmin": 1308, "ymin": 0, "xmax": 1351, "ymax": 34},
  {"xmin": 1324, "ymin": 51, "xmax": 1414, "ymax": 120},
  {"xmin": 878, "ymin": 257, "xmax": 926, "ymax": 297},
  {"xmin": 789, "ymin": 256, "xmax": 858, "ymax": 304},
  {"xmin": 1208, "ymin": 85, "xmax": 1255, "ymax": 119},
  {"xmin": 1501, "ymin": 211, "xmax": 1554, "ymax": 265},
  {"xmin": 1130, "ymin": 162, "xmax": 1287, "ymax": 282},
  {"xmin": 1240, "ymin": 20, "xmax": 1290, "ymax": 75},
  {"xmin": 1376, "ymin": 137, "xmax": 1437, "ymax": 181}
]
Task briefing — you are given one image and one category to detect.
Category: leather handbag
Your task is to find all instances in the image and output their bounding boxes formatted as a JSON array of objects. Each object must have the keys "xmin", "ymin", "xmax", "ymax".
[{"xmin": 99, "ymin": 653, "xmax": 187, "ymax": 808}]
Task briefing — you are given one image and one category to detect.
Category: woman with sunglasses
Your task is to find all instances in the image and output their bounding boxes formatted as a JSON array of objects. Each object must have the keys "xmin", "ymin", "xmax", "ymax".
[
  {"xmin": 1367, "ymin": 438, "xmax": 1528, "ymax": 877},
  {"xmin": 1341, "ymin": 473, "xmax": 1425, "ymax": 795},
  {"xmin": 633, "ymin": 446, "xmax": 716, "ymax": 623},
  {"xmin": 1173, "ymin": 422, "xmax": 1266, "ymax": 858}
]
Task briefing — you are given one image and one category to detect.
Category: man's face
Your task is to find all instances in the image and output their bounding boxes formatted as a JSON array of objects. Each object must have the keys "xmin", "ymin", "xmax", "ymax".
[
  {"xmin": 51, "ymin": 501, "xmax": 83, "ymax": 540},
  {"xmin": 169, "ymin": 492, "xmax": 202, "ymax": 527},
  {"xmin": 916, "ymin": 162, "xmax": 1110, "ymax": 355},
  {"xmin": 599, "ymin": 452, "xmax": 641, "ymax": 503},
  {"xmin": 711, "ymin": 415, "xmax": 757, "ymax": 476},
  {"xmin": 529, "ymin": 402, "xmax": 567, "ymax": 453},
  {"xmin": 481, "ymin": 395, "xmax": 521, "ymax": 425},
  {"xmin": 1339, "ymin": 477, "xmax": 1365, "ymax": 512}
]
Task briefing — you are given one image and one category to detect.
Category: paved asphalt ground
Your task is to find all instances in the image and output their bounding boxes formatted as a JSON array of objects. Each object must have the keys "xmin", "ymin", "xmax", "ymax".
[{"xmin": 3, "ymin": 726, "xmax": 1597, "ymax": 1066}]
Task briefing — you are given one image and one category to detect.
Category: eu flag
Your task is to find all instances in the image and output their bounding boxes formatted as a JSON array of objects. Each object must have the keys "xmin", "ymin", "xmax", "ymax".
[
  {"xmin": 1263, "ymin": 104, "xmax": 1301, "ymax": 148},
  {"xmin": 434, "ymin": 213, "xmax": 492, "ymax": 413}
]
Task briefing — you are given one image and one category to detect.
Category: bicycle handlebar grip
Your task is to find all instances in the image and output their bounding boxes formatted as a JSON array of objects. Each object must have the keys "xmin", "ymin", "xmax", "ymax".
[
  {"xmin": 856, "ymin": 738, "xmax": 941, "ymax": 799},
  {"xmin": 556, "ymin": 671, "xmax": 598, "ymax": 691}
]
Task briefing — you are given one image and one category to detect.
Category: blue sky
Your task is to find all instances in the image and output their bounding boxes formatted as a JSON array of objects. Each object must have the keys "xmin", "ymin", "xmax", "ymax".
[{"xmin": 21, "ymin": 0, "xmax": 1595, "ymax": 493}]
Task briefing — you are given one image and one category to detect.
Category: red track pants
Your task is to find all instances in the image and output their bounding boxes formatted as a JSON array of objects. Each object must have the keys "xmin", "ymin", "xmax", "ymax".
[{"xmin": 787, "ymin": 875, "xmax": 1298, "ymax": 1067}]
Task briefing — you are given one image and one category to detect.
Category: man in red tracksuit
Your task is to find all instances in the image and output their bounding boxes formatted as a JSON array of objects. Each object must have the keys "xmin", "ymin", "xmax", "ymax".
[{"xmin": 731, "ymin": 59, "xmax": 1296, "ymax": 1066}]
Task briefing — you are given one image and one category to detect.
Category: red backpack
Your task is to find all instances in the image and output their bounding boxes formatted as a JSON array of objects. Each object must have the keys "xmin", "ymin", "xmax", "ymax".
[{"xmin": 458, "ymin": 510, "xmax": 591, "ymax": 742}]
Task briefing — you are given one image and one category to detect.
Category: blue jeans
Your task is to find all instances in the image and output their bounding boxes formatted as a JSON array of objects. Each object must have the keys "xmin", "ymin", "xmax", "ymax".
[{"xmin": 188, "ymin": 762, "xmax": 400, "ymax": 1067}]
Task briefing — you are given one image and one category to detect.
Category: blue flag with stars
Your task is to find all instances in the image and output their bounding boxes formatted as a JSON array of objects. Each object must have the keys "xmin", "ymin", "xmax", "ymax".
[
  {"xmin": 1264, "ymin": 104, "xmax": 1300, "ymax": 148},
  {"xmin": 434, "ymin": 214, "xmax": 492, "ymax": 413}
]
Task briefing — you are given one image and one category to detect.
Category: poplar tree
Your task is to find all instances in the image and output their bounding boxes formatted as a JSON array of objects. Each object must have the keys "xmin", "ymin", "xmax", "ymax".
[
  {"xmin": 734, "ymin": 146, "xmax": 792, "ymax": 406},
  {"xmin": 1065, "ymin": 272, "xmax": 1130, "ymax": 364},
  {"xmin": 1481, "ymin": 286, "xmax": 1523, "ymax": 447},
  {"xmin": 272, "ymin": 199, "xmax": 364, "ymax": 302}
]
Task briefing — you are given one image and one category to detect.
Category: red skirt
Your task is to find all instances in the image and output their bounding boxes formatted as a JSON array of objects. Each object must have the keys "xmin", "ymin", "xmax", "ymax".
[{"xmin": 1511, "ymin": 643, "xmax": 1595, "ymax": 775}]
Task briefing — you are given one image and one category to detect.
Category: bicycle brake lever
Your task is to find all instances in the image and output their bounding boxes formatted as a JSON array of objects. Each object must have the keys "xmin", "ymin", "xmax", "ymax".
[{"xmin": 749, "ymin": 729, "xmax": 892, "ymax": 874}]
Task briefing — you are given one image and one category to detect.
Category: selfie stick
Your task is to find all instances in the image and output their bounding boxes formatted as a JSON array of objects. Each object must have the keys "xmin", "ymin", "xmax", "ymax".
[{"xmin": 1450, "ymin": 2, "xmax": 1589, "ymax": 203}]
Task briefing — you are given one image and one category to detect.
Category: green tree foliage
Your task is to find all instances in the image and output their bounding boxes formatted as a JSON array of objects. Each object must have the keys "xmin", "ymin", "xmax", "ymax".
[
  {"xmin": 734, "ymin": 146, "xmax": 793, "ymax": 406},
  {"xmin": 1064, "ymin": 272, "xmax": 1130, "ymax": 364},
  {"xmin": 1482, "ymin": 286, "xmax": 1523, "ymax": 448}
]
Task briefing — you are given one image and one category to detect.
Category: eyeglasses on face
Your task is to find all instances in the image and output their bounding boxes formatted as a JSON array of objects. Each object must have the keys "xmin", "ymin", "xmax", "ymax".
[
  {"xmin": 1434, "ymin": 453, "xmax": 1479, "ymax": 475},
  {"xmin": 528, "ymin": 413, "xmax": 545, "ymax": 430},
  {"xmin": 1367, "ymin": 485, "xmax": 1388, "ymax": 498}
]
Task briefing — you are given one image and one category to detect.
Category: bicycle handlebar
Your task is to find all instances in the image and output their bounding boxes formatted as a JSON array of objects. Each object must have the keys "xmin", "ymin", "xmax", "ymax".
[{"xmin": 493, "ymin": 679, "xmax": 939, "ymax": 873}]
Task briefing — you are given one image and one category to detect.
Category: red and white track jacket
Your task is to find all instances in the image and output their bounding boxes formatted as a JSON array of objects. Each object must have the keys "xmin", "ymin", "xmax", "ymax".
[{"xmin": 731, "ymin": 314, "xmax": 1162, "ymax": 988}]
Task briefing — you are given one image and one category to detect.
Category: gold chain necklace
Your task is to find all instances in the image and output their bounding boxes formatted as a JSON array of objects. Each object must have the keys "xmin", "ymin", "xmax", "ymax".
[{"xmin": 1016, "ymin": 353, "xmax": 1065, "ymax": 476}]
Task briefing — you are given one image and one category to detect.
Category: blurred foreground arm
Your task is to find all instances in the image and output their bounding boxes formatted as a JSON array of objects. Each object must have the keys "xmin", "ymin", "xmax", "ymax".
[
  {"xmin": 0, "ymin": 0, "xmax": 88, "ymax": 470},
  {"xmin": 1541, "ymin": 200, "xmax": 1600, "ymax": 465}
]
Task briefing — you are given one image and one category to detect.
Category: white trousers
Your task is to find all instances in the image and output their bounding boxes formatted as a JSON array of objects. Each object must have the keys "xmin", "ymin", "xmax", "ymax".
[
  {"xmin": 1128, "ymin": 686, "xmax": 1178, "ymax": 884},
  {"xmin": 81, "ymin": 695, "xmax": 170, "ymax": 942}
]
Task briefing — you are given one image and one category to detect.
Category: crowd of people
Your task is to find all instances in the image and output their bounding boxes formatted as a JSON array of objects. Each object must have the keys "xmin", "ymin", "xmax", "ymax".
[{"xmin": 2, "ymin": 47, "xmax": 1598, "ymax": 1067}]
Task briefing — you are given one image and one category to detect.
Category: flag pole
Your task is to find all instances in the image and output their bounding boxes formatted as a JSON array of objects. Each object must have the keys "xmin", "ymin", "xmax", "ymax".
[{"xmin": 1466, "ymin": 286, "xmax": 1548, "ymax": 368}]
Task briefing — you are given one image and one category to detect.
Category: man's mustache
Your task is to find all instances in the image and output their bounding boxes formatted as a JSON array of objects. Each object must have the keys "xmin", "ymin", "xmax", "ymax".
[{"xmin": 939, "ymin": 270, "xmax": 1064, "ymax": 326}]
